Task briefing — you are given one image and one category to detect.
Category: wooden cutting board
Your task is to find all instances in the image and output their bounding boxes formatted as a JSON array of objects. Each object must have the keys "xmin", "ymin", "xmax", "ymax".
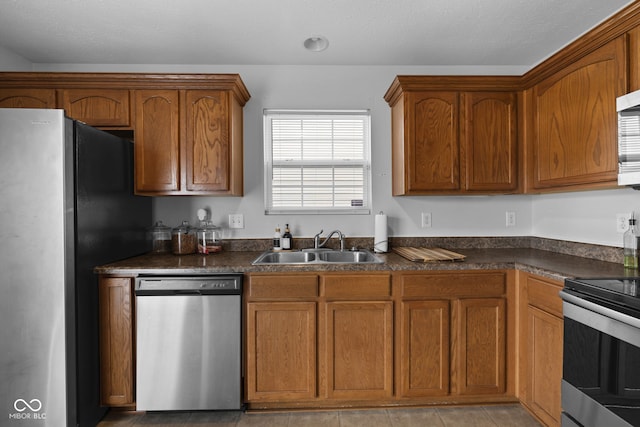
[{"xmin": 393, "ymin": 247, "xmax": 466, "ymax": 262}]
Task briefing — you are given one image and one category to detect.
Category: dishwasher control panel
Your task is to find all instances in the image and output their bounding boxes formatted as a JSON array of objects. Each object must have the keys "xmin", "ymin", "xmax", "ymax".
[{"xmin": 135, "ymin": 275, "xmax": 242, "ymax": 295}]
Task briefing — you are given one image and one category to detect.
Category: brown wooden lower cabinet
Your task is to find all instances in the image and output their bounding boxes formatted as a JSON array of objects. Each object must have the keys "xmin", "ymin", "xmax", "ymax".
[
  {"xmin": 397, "ymin": 271, "xmax": 510, "ymax": 401},
  {"xmin": 98, "ymin": 275, "xmax": 135, "ymax": 407},
  {"xmin": 399, "ymin": 299, "xmax": 451, "ymax": 397},
  {"xmin": 245, "ymin": 270, "xmax": 515, "ymax": 410},
  {"xmin": 246, "ymin": 301, "xmax": 317, "ymax": 401},
  {"xmin": 324, "ymin": 300, "xmax": 394, "ymax": 399},
  {"xmin": 519, "ymin": 272, "xmax": 564, "ymax": 427},
  {"xmin": 457, "ymin": 297, "xmax": 506, "ymax": 395}
]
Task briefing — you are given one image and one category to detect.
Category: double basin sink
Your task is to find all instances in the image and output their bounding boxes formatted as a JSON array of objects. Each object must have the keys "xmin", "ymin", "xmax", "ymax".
[{"xmin": 252, "ymin": 249, "xmax": 383, "ymax": 265}]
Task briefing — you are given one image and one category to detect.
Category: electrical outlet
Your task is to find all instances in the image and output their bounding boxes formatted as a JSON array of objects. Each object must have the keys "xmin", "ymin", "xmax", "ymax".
[
  {"xmin": 421, "ymin": 212, "xmax": 432, "ymax": 228},
  {"xmin": 505, "ymin": 211, "xmax": 516, "ymax": 227},
  {"xmin": 228, "ymin": 213, "xmax": 244, "ymax": 229},
  {"xmin": 617, "ymin": 213, "xmax": 631, "ymax": 233}
]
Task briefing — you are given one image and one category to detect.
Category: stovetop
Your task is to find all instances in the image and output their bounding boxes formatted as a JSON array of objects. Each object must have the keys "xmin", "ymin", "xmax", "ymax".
[{"xmin": 564, "ymin": 277, "xmax": 640, "ymax": 315}]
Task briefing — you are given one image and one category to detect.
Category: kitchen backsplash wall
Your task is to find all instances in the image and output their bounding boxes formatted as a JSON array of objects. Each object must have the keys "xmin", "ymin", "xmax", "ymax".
[{"xmin": 2, "ymin": 56, "xmax": 639, "ymax": 248}]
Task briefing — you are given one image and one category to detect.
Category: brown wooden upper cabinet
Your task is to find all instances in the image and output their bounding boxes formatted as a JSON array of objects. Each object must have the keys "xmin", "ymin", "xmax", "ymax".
[
  {"xmin": 0, "ymin": 72, "xmax": 250, "ymax": 196},
  {"xmin": 0, "ymin": 88, "xmax": 56, "ymax": 108},
  {"xmin": 384, "ymin": 77, "xmax": 518, "ymax": 195},
  {"xmin": 59, "ymin": 89, "xmax": 130, "ymax": 127},
  {"xmin": 528, "ymin": 37, "xmax": 626, "ymax": 192},
  {"xmin": 134, "ymin": 89, "xmax": 245, "ymax": 195}
]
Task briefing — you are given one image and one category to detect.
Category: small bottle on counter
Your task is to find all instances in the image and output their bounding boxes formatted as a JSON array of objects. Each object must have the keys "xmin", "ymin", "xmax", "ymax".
[
  {"xmin": 281, "ymin": 224, "xmax": 292, "ymax": 250},
  {"xmin": 624, "ymin": 216, "xmax": 639, "ymax": 269},
  {"xmin": 273, "ymin": 225, "xmax": 282, "ymax": 251}
]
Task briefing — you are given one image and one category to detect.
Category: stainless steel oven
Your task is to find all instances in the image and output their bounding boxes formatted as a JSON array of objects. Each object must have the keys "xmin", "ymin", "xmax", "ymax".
[{"xmin": 561, "ymin": 278, "xmax": 640, "ymax": 427}]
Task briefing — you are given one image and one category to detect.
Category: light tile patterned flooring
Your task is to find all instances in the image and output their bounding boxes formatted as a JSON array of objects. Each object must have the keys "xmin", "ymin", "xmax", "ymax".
[{"xmin": 99, "ymin": 405, "xmax": 542, "ymax": 426}]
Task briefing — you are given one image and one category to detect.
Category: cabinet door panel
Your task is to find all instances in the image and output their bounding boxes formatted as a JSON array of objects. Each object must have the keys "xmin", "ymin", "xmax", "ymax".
[
  {"xmin": 99, "ymin": 276, "xmax": 134, "ymax": 406},
  {"xmin": 60, "ymin": 89, "xmax": 130, "ymax": 126},
  {"xmin": 185, "ymin": 90, "xmax": 231, "ymax": 192},
  {"xmin": 457, "ymin": 298, "xmax": 506, "ymax": 395},
  {"xmin": 527, "ymin": 305, "xmax": 563, "ymax": 427},
  {"xmin": 0, "ymin": 89, "xmax": 56, "ymax": 108},
  {"xmin": 399, "ymin": 300, "xmax": 450, "ymax": 397},
  {"xmin": 246, "ymin": 302, "xmax": 317, "ymax": 401},
  {"xmin": 406, "ymin": 92, "xmax": 459, "ymax": 191},
  {"xmin": 463, "ymin": 92, "xmax": 517, "ymax": 191},
  {"xmin": 325, "ymin": 301, "xmax": 393, "ymax": 399},
  {"xmin": 134, "ymin": 90, "xmax": 180, "ymax": 193},
  {"xmin": 533, "ymin": 38, "xmax": 624, "ymax": 189}
]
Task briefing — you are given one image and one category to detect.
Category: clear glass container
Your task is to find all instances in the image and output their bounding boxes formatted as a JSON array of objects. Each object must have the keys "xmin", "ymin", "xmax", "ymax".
[
  {"xmin": 149, "ymin": 220, "xmax": 171, "ymax": 254},
  {"xmin": 171, "ymin": 221, "xmax": 197, "ymax": 255},
  {"xmin": 624, "ymin": 217, "xmax": 639, "ymax": 269},
  {"xmin": 197, "ymin": 221, "xmax": 223, "ymax": 254}
]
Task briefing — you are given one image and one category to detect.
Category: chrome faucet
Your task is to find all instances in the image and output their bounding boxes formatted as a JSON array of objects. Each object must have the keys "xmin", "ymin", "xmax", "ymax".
[{"xmin": 314, "ymin": 229, "xmax": 345, "ymax": 251}]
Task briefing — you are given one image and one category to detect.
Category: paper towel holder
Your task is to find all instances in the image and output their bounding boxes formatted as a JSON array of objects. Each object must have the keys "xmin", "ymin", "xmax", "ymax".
[{"xmin": 374, "ymin": 211, "xmax": 388, "ymax": 253}]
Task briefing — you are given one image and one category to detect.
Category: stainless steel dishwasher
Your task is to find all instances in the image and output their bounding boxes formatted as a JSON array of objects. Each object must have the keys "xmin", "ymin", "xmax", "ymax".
[{"xmin": 135, "ymin": 275, "xmax": 242, "ymax": 411}]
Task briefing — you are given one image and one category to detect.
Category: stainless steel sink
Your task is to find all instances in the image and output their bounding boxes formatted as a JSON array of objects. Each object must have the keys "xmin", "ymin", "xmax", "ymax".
[
  {"xmin": 316, "ymin": 250, "xmax": 380, "ymax": 263},
  {"xmin": 251, "ymin": 251, "xmax": 317, "ymax": 264},
  {"xmin": 252, "ymin": 249, "xmax": 382, "ymax": 265}
]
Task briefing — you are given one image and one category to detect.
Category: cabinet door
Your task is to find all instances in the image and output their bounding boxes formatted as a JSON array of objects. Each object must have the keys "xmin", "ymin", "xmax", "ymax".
[
  {"xmin": 184, "ymin": 90, "xmax": 233, "ymax": 193},
  {"xmin": 527, "ymin": 305, "xmax": 563, "ymax": 427},
  {"xmin": 532, "ymin": 37, "xmax": 625, "ymax": 190},
  {"xmin": 134, "ymin": 90, "xmax": 180, "ymax": 193},
  {"xmin": 399, "ymin": 300, "xmax": 450, "ymax": 397},
  {"xmin": 456, "ymin": 298, "xmax": 506, "ymax": 395},
  {"xmin": 60, "ymin": 89, "xmax": 130, "ymax": 127},
  {"xmin": 246, "ymin": 302, "xmax": 317, "ymax": 401},
  {"xmin": 462, "ymin": 92, "xmax": 517, "ymax": 191},
  {"xmin": 0, "ymin": 88, "xmax": 56, "ymax": 108},
  {"xmin": 324, "ymin": 301, "xmax": 393, "ymax": 399},
  {"xmin": 98, "ymin": 276, "xmax": 135, "ymax": 407},
  {"xmin": 404, "ymin": 91, "xmax": 460, "ymax": 192}
]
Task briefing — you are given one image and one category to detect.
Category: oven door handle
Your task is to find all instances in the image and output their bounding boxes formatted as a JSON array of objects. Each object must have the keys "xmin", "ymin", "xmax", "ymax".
[{"xmin": 560, "ymin": 290, "xmax": 640, "ymax": 348}]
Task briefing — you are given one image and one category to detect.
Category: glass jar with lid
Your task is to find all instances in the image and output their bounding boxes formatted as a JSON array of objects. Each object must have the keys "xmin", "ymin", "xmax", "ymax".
[
  {"xmin": 149, "ymin": 220, "xmax": 172, "ymax": 254},
  {"xmin": 197, "ymin": 221, "xmax": 223, "ymax": 254},
  {"xmin": 171, "ymin": 221, "xmax": 197, "ymax": 255}
]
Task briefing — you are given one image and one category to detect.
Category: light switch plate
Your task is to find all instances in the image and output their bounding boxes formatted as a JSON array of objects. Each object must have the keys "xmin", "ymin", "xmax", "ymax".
[{"xmin": 229, "ymin": 213, "xmax": 244, "ymax": 229}]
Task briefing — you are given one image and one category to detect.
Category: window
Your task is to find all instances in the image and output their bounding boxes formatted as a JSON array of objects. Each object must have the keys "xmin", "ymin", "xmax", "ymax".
[{"xmin": 263, "ymin": 109, "xmax": 371, "ymax": 214}]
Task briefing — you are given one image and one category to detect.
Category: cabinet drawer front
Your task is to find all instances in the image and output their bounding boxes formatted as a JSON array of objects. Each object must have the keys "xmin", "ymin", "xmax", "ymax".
[
  {"xmin": 322, "ymin": 274, "xmax": 391, "ymax": 298},
  {"xmin": 400, "ymin": 272, "xmax": 505, "ymax": 298},
  {"xmin": 248, "ymin": 274, "xmax": 319, "ymax": 298},
  {"xmin": 527, "ymin": 275, "xmax": 563, "ymax": 317}
]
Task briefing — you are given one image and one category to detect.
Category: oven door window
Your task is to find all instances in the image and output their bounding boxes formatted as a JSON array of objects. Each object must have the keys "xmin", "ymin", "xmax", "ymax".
[{"xmin": 564, "ymin": 317, "xmax": 640, "ymax": 425}]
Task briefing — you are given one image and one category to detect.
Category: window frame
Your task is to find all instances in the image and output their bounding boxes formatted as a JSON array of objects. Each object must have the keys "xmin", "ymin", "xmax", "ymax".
[{"xmin": 263, "ymin": 109, "xmax": 372, "ymax": 215}]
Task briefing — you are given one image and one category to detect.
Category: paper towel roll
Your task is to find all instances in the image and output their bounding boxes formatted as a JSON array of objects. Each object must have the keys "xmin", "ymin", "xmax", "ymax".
[{"xmin": 374, "ymin": 212, "xmax": 388, "ymax": 253}]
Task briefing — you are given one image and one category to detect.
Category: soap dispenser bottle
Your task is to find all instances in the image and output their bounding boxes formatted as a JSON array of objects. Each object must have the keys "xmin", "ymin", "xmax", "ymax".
[
  {"xmin": 281, "ymin": 224, "xmax": 292, "ymax": 250},
  {"xmin": 624, "ymin": 215, "xmax": 639, "ymax": 269},
  {"xmin": 273, "ymin": 225, "xmax": 282, "ymax": 251}
]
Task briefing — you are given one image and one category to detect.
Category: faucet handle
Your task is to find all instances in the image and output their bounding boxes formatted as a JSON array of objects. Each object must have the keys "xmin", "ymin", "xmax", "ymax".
[{"xmin": 314, "ymin": 229, "xmax": 324, "ymax": 237}]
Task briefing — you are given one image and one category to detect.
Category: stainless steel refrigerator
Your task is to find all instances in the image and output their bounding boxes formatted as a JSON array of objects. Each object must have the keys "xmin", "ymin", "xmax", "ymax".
[{"xmin": 0, "ymin": 109, "xmax": 152, "ymax": 427}]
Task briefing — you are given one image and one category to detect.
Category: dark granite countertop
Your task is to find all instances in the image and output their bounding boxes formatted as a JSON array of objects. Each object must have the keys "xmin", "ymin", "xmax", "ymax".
[{"xmin": 95, "ymin": 247, "xmax": 633, "ymax": 282}]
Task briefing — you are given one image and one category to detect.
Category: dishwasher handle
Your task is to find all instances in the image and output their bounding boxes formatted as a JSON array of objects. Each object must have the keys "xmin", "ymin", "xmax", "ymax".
[{"xmin": 135, "ymin": 275, "xmax": 242, "ymax": 296}]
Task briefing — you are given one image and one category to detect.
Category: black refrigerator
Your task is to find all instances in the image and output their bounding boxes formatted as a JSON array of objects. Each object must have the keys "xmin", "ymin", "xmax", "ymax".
[{"xmin": 0, "ymin": 109, "xmax": 152, "ymax": 427}]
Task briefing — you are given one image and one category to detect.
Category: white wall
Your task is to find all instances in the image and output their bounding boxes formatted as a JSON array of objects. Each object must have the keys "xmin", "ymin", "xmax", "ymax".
[
  {"xmin": 23, "ymin": 62, "xmax": 640, "ymax": 247},
  {"xmin": 532, "ymin": 188, "xmax": 640, "ymax": 246},
  {"xmin": 0, "ymin": 46, "xmax": 32, "ymax": 70}
]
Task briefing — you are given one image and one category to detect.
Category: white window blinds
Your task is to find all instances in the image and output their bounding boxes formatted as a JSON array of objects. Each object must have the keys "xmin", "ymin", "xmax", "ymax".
[{"xmin": 264, "ymin": 110, "xmax": 371, "ymax": 214}]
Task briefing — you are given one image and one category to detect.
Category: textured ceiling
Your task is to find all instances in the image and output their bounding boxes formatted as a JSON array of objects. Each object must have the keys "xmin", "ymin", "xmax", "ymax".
[{"xmin": 0, "ymin": 0, "xmax": 636, "ymax": 69}]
